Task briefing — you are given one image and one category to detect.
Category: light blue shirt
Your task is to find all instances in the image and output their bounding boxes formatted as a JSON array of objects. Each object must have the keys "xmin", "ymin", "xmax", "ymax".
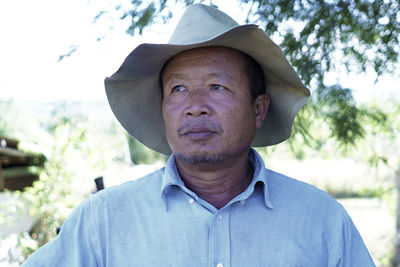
[{"xmin": 23, "ymin": 149, "xmax": 375, "ymax": 266}]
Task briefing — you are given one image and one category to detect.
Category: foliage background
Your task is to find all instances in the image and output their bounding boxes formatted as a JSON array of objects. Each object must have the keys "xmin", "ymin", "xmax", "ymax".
[{"xmin": 0, "ymin": 0, "xmax": 399, "ymax": 266}]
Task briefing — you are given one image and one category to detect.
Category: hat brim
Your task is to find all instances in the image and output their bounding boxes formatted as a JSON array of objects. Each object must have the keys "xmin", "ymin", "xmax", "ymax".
[{"xmin": 105, "ymin": 25, "xmax": 310, "ymax": 155}]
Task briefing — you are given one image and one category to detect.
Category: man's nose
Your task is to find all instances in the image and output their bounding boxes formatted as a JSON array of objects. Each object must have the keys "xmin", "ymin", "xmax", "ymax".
[{"xmin": 184, "ymin": 92, "xmax": 212, "ymax": 117}]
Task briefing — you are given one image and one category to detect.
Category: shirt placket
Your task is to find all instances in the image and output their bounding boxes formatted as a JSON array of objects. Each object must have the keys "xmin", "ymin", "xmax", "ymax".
[{"xmin": 208, "ymin": 206, "xmax": 231, "ymax": 267}]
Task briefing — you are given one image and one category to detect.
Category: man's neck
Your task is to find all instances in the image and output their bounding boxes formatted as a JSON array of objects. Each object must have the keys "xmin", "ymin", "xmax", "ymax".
[{"xmin": 174, "ymin": 151, "xmax": 253, "ymax": 209}]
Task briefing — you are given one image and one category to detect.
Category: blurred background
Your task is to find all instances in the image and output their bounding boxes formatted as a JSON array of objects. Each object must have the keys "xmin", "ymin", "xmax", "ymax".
[{"xmin": 0, "ymin": 0, "xmax": 399, "ymax": 266}]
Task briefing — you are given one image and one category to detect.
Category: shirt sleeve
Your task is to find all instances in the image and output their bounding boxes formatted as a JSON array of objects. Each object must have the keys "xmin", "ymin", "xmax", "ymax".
[
  {"xmin": 21, "ymin": 199, "xmax": 100, "ymax": 267},
  {"xmin": 337, "ymin": 208, "xmax": 376, "ymax": 267}
]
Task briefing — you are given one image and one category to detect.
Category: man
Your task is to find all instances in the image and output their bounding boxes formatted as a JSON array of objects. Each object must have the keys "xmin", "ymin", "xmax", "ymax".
[{"xmin": 23, "ymin": 4, "xmax": 375, "ymax": 266}]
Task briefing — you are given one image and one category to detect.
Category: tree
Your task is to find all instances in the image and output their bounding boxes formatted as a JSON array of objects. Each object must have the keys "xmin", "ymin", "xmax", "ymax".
[
  {"xmin": 94, "ymin": 0, "xmax": 399, "ymax": 148},
  {"xmin": 92, "ymin": 0, "xmax": 399, "ymax": 178}
]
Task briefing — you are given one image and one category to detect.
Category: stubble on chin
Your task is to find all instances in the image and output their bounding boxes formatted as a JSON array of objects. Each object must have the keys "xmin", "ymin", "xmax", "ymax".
[{"xmin": 175, "ymin": 152, "xmax": 226, "ymax": 165}]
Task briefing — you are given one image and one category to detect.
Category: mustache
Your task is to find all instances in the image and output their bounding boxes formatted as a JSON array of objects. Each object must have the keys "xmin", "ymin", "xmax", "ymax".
[{"xmin": 177, "ymin": 120, "xmax": 222, "ymax": 136}]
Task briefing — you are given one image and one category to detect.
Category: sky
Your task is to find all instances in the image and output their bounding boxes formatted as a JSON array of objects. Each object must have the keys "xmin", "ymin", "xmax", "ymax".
[
  {"xmin": 0, "ymin": 0, "xmax": 398, "ymax": 103},
  {"xmin": 0, "ymin": 0, "xmax": 155, "ymax": 102}
]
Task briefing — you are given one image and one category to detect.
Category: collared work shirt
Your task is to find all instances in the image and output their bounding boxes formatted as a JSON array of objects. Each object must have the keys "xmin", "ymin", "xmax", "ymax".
[{"xmin": 23, "ymin": 150, "xmax": 375, "ymax": 266}]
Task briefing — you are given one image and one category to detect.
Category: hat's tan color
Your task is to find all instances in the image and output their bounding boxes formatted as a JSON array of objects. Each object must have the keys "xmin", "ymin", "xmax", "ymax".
[{"xmin": 105, "ymin": 4, "xmax": 310, "ymax": 155}]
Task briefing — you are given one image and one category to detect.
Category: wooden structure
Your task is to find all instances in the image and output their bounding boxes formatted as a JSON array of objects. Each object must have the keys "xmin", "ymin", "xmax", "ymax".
[{"xmin": 0, "ymin": 136, "xmax": 45, "ymax": 191}]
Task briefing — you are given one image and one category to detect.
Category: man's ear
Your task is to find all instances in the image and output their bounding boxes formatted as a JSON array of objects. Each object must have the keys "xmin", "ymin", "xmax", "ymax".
[{"xmin": 254, "ymin": 94, "xmax": 270, "ymax": 129}]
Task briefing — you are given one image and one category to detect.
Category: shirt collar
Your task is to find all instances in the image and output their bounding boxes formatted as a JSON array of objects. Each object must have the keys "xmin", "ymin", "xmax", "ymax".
[
  {"xmin": 160, "ymin": 148, "xmax": 274, "ymax": 211},
  {"xmin": 243, "ymin": 148, "xmax": 274, "ymax": 209}
]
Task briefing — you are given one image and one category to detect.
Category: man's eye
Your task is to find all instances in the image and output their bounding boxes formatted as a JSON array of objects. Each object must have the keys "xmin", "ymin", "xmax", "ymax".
[
  {"xmin": 172, "ymin": 85, "xmax": 187, "ymax": 92},
  {"xmin": 211, "ymin": 84, "xmax": 224, "ymax": 91}
]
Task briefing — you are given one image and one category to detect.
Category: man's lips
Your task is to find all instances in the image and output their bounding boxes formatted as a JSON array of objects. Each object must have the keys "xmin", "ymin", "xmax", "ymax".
[
  {"xmin": 177, "ymin": 122, "xmax": 221, "ymax": 139},
  {"xmin": 181, "ymin": 127, "xmax": 217, "ymax": 139}
]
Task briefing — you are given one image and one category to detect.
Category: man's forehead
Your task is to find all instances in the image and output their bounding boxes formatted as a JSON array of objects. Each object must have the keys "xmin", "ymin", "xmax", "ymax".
[
  {"xmin": 162, "ymin": 46, "xmax": 248, "ymax": 78},
  {"xmin": 163, "ymin": 71, "xmax": 234, "ymax": 82}
]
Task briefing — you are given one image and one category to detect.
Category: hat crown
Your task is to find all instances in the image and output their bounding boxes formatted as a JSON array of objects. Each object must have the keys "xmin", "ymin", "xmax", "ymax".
[{"xmin": 169, "ymin": 4, "xmax": 239, "ymax": 45}]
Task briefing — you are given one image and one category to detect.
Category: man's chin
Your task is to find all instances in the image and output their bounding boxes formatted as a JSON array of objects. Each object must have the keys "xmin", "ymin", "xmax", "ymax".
[{"xmin": 175, "ymin": 152, "xmax": 226, "ymax": 165}]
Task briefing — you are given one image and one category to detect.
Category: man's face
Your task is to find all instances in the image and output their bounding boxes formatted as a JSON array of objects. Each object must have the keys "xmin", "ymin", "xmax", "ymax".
[{"xmin": 161, "ymin": 47, "xmax": 267, "ymax": 164}]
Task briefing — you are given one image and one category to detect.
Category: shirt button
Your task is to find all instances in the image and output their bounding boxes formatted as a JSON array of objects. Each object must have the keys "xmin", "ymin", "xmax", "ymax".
[
  {"xmin": 189, "ymin": 198, "xmax": 194, "ymax": 204},
  {"xmin": 217, "ymin": 263, "xmax": 223, "ymax": 267},
  {"xmin": 240, "ymin": 200, "xmax": 245, "ymax": 205},
  {"xmin": 217, "ymin": 215, "xmax": 223, "ymax": 221}
]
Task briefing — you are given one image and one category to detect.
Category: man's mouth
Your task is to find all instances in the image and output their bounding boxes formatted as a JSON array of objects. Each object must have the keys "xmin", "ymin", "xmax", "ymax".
[
  {"xmin": 183, "ymin": 128, "xmax": 216, "ymax": 139},
  {"xmin": 178, "ymin": 123, "xmax": 220, "ymax": 140}
]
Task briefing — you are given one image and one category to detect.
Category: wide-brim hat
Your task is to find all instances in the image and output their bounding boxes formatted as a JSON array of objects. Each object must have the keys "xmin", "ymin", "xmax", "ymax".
[{"xmin": 105, "ymin": 4, "xmax": 310, "ymax": 155}]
